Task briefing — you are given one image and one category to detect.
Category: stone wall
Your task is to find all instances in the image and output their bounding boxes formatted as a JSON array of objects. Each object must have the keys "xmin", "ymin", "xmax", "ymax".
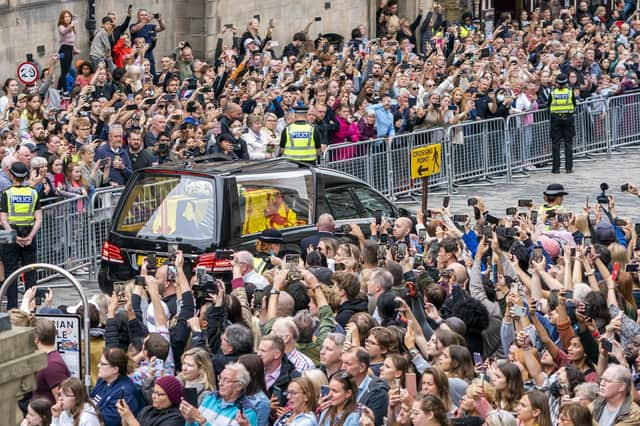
[
  {"xmin": 0, "ymin": 0, "xmax": 437, "ymax": 80},
  {"xmin": 206, "ymin": 0, "xmax": 372, "ymax": 62},
  {"xmin": 0, "ymin": 0, "xmax": 190, "ymax": 79}
]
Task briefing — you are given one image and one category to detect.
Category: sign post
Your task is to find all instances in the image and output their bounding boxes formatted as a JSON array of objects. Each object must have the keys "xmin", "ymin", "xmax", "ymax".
[
  {"xmin": 35, "ymin": 314, "xmax": 82, "ymax": 379},
  {"xmin": 410, "ymin": 143, "xmax": 442, "ymax": 214}
]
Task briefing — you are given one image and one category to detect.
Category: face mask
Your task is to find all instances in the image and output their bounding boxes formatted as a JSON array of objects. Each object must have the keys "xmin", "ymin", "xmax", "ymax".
[{"xmin": 497, "ymin": 94, "xmax": 505, "ymax": 102}]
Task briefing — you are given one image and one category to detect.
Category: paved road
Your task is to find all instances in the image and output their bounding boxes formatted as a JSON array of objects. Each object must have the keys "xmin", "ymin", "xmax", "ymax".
[
  {"xmin": 42, "ymin": 146, "xmax": 640, "ymax": 308},
  {"xmin": 396, "ymin": 146, "xmax": 640, "ymax": 222}
]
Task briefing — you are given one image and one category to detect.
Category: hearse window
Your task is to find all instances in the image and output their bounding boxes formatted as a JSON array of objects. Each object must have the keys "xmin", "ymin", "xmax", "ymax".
[
  {"xmin": 115, "ymin": 174, "xmax": 215, "ymax": 241},
  {"xmin": 351, "ymin": 186, "xmax": 395, "ymax": 217},
  {"xmin": 236, "ymin": 172, "xmax": 312, "ymax": 235},
  {"xmin": 324, "ymin": 189, "xmax": 360, "ymax": 220}
]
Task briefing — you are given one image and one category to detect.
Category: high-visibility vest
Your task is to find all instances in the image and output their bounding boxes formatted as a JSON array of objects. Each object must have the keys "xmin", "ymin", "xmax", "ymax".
[
  {"xmin": 283, "ymin": 122, "xmax": 317, "ymax": 162},
  {"xmin": 537, "ymin": 203, "xmax": 566, "ymax": 216},
  {"xmin": 549, "ymin": 88, "xmax": 575, "ymax": 115},
  {"xmin": 537, "ymin": 203, "xmax": 566, "ymax": 230},
  {"xmin": 253, "ymin": 255, "xmax": 268, "ymax": 274},
  {"xmin": 6, "ymin": 186, "xmax": 38, "ymax": 226}
]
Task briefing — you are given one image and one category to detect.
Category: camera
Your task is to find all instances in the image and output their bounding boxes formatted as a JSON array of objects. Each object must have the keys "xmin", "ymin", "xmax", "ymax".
[
  {"xmin": 597, "ymin": 182, "xmax": 610, "ymax": 204},
  {"xmin": 192, "ymin": 269, "xmax": 218, "ymax": 306},
  {"xmin": 146, "ymin": 253, "xmax": 157, "ymax": 276}
]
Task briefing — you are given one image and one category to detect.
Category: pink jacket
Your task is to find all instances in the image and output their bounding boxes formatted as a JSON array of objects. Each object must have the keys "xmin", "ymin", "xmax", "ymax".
[{"xmin": 330, "ymin": 117, "xmax": 360, "ymax": 160}]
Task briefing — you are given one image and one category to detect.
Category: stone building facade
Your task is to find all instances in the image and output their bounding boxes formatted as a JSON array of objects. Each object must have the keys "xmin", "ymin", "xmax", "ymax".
[{"xmin": 0, "ymin": 0, "xmax": 474, "ymax": 80}]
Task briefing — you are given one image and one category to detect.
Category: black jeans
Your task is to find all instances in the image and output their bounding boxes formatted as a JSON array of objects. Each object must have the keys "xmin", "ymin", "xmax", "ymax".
[
  {"xmin": 550, "ymin": 115, "xmax": 575, "ymax": 172},
  {"xmin": 1, "ymin": 239, "xmax": 37, "ymax": 309},
  {"xmin": 57, "ymin": 44, "xmax": 74, "ymax": 91}
]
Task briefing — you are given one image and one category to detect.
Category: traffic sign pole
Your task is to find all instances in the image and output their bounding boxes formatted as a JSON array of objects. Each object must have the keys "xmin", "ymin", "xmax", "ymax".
[{"xmin": 421, "ymin": 176, "xmax": 428, "ymax": 213}]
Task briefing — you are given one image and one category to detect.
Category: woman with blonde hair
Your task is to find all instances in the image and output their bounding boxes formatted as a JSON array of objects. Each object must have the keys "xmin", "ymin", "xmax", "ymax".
[
  {"xmin": 243, "ymin": 113, "xmax": 273, "ymax": 159},
  {"xmin": 573, "ymin": 214, "xmax": 590, "ymax": 237},
  {"xmin": 302, "ymin": 368, "xmax": 329, "ymax": 397},
  {"xmin": 261, "ymin": 112, "xmax": 280, "ymax": 146},
  {"xmin": 453, "ymin": 378, "xmax": 496, "ymax": 418},
  {"xmin": 179, "ymin": 347, "xmax": 216, "ymax": 405},
  {"xmin": 609, "ymin": 242, "xmax": 630, "ymax": 268},
  {"xmin": 240, "ymin": 17, "xmax": 272, "ymax": 57},
  {"xmin": 274, "ymin": 376, "xmax": 318, "ymax": 426}
]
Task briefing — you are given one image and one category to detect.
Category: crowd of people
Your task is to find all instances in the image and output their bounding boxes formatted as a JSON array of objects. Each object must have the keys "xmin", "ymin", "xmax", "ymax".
[
  {"xmin": 14, "ymin": 180, "xmax": 640, "ymax": 426},
  {"xmin": 3, "ymin": 0, "xmax": 640, "ymax": 197},
  {"xmin": 3, "ymin": 1, "xmax": 640, "ymax": 425}
]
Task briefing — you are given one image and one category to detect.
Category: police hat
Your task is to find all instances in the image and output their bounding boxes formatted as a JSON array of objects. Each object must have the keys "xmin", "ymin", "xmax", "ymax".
[
  {"xmin": 9, "ymin": 162, "xmax": 29, "ymax": 179},
  {"xmin": 543, "ymin": 183, "xmax": 568, "ymax": 196},
  {"xmin": 259, "ymin": 228, "xmax": 283, "ymax": 244},
  {"xmin": 293, "ymin": 105, "xmax": 309, "ymax": 114},
  {"xmin": 556, "ymin": 73, "xmax": 568, "ymax": 85}
]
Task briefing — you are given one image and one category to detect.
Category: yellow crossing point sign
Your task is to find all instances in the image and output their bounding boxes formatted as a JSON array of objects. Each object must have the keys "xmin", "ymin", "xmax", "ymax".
[{"xmin": 410, "ymin": 143, "xmax": 442, "ymax": 179}]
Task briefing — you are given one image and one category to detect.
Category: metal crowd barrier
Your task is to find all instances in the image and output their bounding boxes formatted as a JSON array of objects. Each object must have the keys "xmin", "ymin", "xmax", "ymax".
[
  {"xmin": 322, "ymin": 91, "xmax": 640, "ymax": 199},
  {"xmin": 36, "ymin": 196, "xmax": 91, "ymax": 282},
  {"xmin": 31, "ymin": 187, "xmax": 123, "ymax": 283}
]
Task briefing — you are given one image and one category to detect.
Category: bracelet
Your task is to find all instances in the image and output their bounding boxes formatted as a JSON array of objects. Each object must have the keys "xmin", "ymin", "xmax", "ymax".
[{"xmin": 584, "ymin": 271, "xmax": 594, "ymax": 276}]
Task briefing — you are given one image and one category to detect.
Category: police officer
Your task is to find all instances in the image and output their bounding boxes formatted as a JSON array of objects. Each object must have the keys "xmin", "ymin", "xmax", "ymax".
[
  {"xmin": 538, "ymin": 183, "xmax": 568, "ymax": 231},
  {"xmin": 0, "ymin": 162, "xmax": 42, "ymax": 309},
  {"xmin": 549, "ymin": 73, "xmax": 576, "ymax": 174},
  {"xmin": 279, "ymin": 106, "xmax": 322, "ymax": 164},
  {"xmin": 253, "ymin": 229, "xmax": 283, "ymax": 274},
  {"xmin": 538, "ymin": 183, "xmax": 568, "ymax": 214}
]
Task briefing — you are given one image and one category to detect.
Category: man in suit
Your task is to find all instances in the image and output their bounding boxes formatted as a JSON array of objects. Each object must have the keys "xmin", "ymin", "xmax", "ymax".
[{"xmin": 300, "ymin": 213, "xmax": 335, "ymax": 258}]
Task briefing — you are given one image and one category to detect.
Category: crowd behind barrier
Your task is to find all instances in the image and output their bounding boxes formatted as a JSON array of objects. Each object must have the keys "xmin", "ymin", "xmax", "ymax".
[{"xmin": 322, "ymin": 90, "xmax": 640, "ymax": 199}]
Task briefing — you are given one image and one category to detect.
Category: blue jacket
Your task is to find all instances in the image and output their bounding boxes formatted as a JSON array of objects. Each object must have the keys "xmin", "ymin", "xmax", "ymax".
[
  {"xmin": 94, "ymin": 143, "xmax": 133, "ymax": 185},
  {"xmin": 186, "ymin": 392, "xmax": 258, "ymax": 426},
  {"xmin": 246, "ymin": 391, "xmax": 271, "ymax": 426},
  {"xmin": 91, "ymin": 376, "xmax": 142, "ymax": 426},
  {"xmin": 357, "ymin": 375, "xmax": 389, "ymax": 426}
]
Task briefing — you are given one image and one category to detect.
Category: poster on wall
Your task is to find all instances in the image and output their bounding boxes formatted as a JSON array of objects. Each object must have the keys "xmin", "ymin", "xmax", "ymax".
[{"xmin": 36, "ymin": 314, "xmax": 82, "ymax": 378}]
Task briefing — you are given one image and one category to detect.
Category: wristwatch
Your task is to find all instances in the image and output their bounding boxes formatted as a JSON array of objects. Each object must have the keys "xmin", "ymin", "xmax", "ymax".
[{"xmin": 270, "ymin": 288, "xmax": 280, "ymax": 295}]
